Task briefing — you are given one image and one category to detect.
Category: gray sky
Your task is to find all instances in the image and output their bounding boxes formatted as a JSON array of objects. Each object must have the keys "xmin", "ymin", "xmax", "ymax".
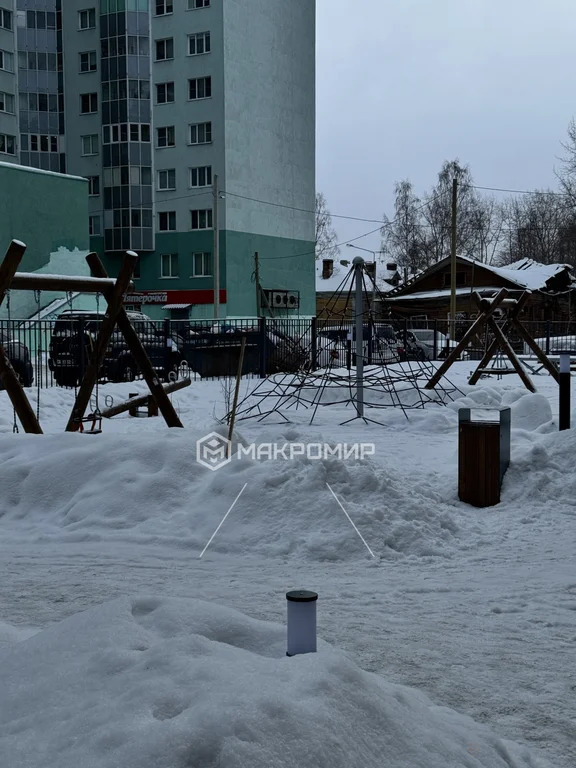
[{"xmin": 316, "ymin": 0, "xmax": 576, "ymax": 254}]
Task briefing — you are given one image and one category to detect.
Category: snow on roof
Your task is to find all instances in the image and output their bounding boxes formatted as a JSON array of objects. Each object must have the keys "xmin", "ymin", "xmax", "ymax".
[
  {"xmin": 485, "ymin": 258, "xmax": 572, "ymax": 290},
  {"xmin": 387, "ymin": 286, "xmax": 504, "ymax": 302},
  {"xmin": 0, "ymin": 159, "xmax": 87, "ymax": 183}
]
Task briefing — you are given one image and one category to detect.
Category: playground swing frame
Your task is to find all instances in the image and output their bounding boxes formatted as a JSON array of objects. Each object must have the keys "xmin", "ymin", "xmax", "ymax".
[{"xmin": 0, "ymin": 240, "xmax": 184, "ymax": 433}]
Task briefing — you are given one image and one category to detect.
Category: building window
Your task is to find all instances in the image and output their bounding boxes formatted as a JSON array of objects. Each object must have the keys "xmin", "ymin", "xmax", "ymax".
[
  {"xmin": 81, "ymin": 134, "xmax": 99, "ymax": 155},
  {"xmin": 158, "ymin": 211, "xmax": 176, "ymax": 231},
  {"xmin": 0, "ymin": 133, "xmax": 16, "ymax": 155},
  {"xmin": 188, "ymin": 0, "xmax": 210, "ymax": 8},
  {"xmin": 128, "ymin": 79, "xmax": 150, "ymax": 100},
  {"xmin": 79, "ymin": 51, "xmax": 97, "ymax": 73},
  {"xmin": 155, "ymin": 0, "xmax": 173, "ymax": 14},
  {"xmin": 89, "ymin": 215, "xmax": 101, "ymax": 236},
  {"xmin": 156, "ymin": 125, "xmax": 175, "ymax": 148},
  {"xmin": 80, "ymin": 92, "xmax": 98, "ymax": 114},
  {"xmin": 157, "ymin": 169, "xmax": 176, "ymax": 190},
  {"xmin": 442, "ymin": 272, "xmax": 467, "ymax": 288},
  {"xmin": 130, "ymin": 123, "xmax": 151, "ymax": 142},
  {"xmin": 190, "ymin": 209, "xmax": 213, "ymax": 230},
  {"xmin": 0, "ymin": 50, "xmax": 14, "ymax": 72},
  {"xmin": 192, "ymin": 251, "xmax": 212, "ymax": 276},
  {"xmin": 0, "ymin": 7, "xmax": 12, "ymax": 30},
  {"xmin": 189, "ymin": 165, "xmax": 212, "ymax": 188},
  {"xmin": 155, "ymin": 38, "xmax": 174, "ymax": 61},
  {"xmin": 78, "ymin": 8, "xmax": 95, "ymax": 30},
  {"xmin": 189, "ymin": 121, "xmax": 212, "ymax": 145},
  {"xmin": 156, "ymin": 82, "xmax": 174, "ymax": 104},
  {"xmin": 188, "ymin": 32, "xmax": 210, "ymax": 56},
  {"xmin": 86, "ymin": 175, "xmax": 100, "ymax": 196},
  {"xmin": 103, "ymin": 124, "xmax": 128, "ymax": 144},
  {"xmin": 161, "ymin": 253, "xmax": 178, "ymax": 278},
  {"xmin": 188, "ymin": 77, "xmax": 211, "ymax": 100},
  {"xmin": 0, "ymin": 92, "xmax": 14, "ymax": 114}
]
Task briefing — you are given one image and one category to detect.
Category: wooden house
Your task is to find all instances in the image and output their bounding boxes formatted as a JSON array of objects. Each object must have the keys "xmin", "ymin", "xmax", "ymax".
[{"xmin": 382, "ymin": 256, "xmax": 576, "ymax": 323}]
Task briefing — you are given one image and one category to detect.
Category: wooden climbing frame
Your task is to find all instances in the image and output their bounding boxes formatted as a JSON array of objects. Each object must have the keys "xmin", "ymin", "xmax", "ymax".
[{"xmin": 425, "ymin": 288, "xmax": 560, "ymax": 393}]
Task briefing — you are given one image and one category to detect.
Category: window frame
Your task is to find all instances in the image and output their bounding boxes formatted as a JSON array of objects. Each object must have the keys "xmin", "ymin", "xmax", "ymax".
[
  {"xmin": 189, "ymin": 165, "xmax": 212, "ymax": 188},
  {"xmin": 0, "ymin": 7, "xmax": 12, "ymax": 31},
  {"xmin": 0, "ymin": 91, "xmax": 15, "ymax": 114},
  {"xmin": 192, "ymin": 251, "xmax": 212, "ymax": 277},
  {"xmin": 188, "ymin": 76, "xmax": 211, "ymax": 101},
  {"xmin": 156, "ymin": 125, "xmax": 175, "ymax": 148},
  {"xmin": 155, "ymin": 37, "xmax": 174, "ymax": 62},
  {"xmin": 188, "ymin": 121, "xmax": 212, "ymax": 145},
  {"xmin": 80, "ymin": 92, "xmax": 98, "ymax": 114},
  {"xmin": 0, "ymin": 133, "xmax": 16, "ymax": 155},
  {"xmin": 155, "ymin": 0, "xmax": 174, "ymax": 15},
  {"xmin": 158, "ymin": 211, "xmax": 177, "ymax": 232},
  {"xmin": 0, "ymin": 49, "xmax": 14, "ymax": 72},
  {"xmin": 156, "ymin": 81, "xmax": 175, "ymax": 104},
  {"xmin": 81, "ymin": 134, "xmax": 99, "ymax": 156},
  {"xmin": 187, "ymin": 0, "xmax": 210, "ymax": 9},
  {"xmin": 160, "ymin": 253, "xmax": 179, "ymax": 279},
  {"xmin": 157, "ymin": 168, "xmax": 176, "ymax": 191},
  {"xmin": 79, "ymin": 50, "xmax": 97, "ymax": 73},
  {"xmin": 86, "ymin": 175, "xmax": 100, "ymax": 197},
  {"xmin": 187, "ymin": 31, "xmax": 211, "ymax": 56},
  {"xmin": 78, "ymin": 8, "xmax": 96, "ymax": 31},
  {"xmin": 190, "ymin": 209, "xmax": 213, "ymax": 231}
]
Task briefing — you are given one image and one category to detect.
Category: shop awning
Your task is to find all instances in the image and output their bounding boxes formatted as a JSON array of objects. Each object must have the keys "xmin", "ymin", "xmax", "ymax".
[{"xmin": 162, "ymin": 303, "xmax": 193, "ymax": 310}]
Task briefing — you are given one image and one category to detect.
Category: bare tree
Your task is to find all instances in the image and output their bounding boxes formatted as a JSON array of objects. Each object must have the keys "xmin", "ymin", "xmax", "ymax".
[
  {"xmin": 315, "ymin": 192, "xmax": 339, "ymax": 261},
  {"xmin": 381, "ymin": 181, "xmax": 426, "ymax": 274},
  {"xmin": 556, "ymin": 119, "xmax": 576, "ymax": 205},
  {"xmin": 498, "ymin": 192, "xmax": 576, "ymax": 266}
]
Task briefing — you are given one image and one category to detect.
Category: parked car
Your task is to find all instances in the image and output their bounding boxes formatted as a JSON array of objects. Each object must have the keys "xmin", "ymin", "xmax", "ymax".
[
  {"xmin": 408, "ymin": 328, "xmax": 468, "ymax": 360},
  {"xmin": 316, "ymin": 324, "xmax": 406, "ymax": 368},
  {"xmin": 48, "ymin": 310, "xmax": 185, "ymax": 387},
  {"xmin": 524, "ymin": 335, "xmax": 576, "ymax": 355},
  {"xmin": 0, "ymin": 330, "xmax": 34, "ymax": 388},
  {"xmin": 181, "ymin": 323, "xmax": 308, "ymax": 376}
]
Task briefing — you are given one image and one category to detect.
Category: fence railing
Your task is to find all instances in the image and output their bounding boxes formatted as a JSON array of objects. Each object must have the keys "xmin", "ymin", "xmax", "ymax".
[{"xmin": 0, "ymin": 314, "xmax": 573, "ymax": 390}]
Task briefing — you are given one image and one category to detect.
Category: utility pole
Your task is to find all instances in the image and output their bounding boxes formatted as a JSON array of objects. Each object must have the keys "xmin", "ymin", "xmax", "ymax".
[
  {"xmin": 254, "ymin": 251, "xmax": 260, "ymax": 317},
  {"xmin": 449, "ymin": 177, "xmax": 458, "ymax": 341},
  {"xmin": 213, "ymin": 174, "xmax": 220, "ymax": 320}
]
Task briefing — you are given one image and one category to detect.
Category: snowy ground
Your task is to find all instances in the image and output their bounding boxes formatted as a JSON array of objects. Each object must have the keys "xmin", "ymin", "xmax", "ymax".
[{"xmin": 0, "ymin": 362, "xmax": 574, "ymax": 767}]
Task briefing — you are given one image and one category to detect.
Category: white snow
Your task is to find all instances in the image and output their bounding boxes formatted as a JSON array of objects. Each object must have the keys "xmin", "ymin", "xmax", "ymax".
[
  {"xmin": 0, "ymin": 363, "xmax": 573, "ymax": 767},
  {"xmin": 0, "ymin": 596, "xmax": 551, "ymax": 768}
]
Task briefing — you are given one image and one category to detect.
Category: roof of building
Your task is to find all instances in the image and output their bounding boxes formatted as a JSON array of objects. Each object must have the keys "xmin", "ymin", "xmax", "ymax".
[
  {"xmin": 386, "ymin": 255, "xmax": 575, "ymax": 300},
  {"xmin": 315, "ymin": 260, "xmax": 397, "ymax": 295}
]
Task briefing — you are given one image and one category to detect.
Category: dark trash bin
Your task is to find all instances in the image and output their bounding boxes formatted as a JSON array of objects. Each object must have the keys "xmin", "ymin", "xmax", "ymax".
[{"xmin": 458, "ymin": 407, "xmax": 511, "ymax": 507}]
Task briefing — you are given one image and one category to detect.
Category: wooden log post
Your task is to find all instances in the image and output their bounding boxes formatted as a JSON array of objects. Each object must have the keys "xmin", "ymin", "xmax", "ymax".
[
  {"xmin": 101, "ymin": 378, "xmax": 191, "ymax": 419},
  {"xmin": 66, "ymin": 252, "xmax": 137, "ymax": 431},
  {"xmin": 0, "ymin": 240, "xmax": 43, "ymax": 434},
  {"xmin": 86, "ymin": 253, "xmax": 184, "ymax": 429}
]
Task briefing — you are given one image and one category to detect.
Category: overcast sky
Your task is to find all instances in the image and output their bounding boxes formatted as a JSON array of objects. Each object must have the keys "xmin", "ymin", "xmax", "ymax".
[{"xmin": 316, "ymin": 0, "xmax": 576, "ymax": 254}]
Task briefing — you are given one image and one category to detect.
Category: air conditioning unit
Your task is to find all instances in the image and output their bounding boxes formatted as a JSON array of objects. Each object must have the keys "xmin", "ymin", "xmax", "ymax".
[
  {"xmin": 286, "ymin": 291, "xmax": 300, "ymax": 309},
  {"xmin": 270, "ymin": 291, "xmax": 288, "ymax": 307}
]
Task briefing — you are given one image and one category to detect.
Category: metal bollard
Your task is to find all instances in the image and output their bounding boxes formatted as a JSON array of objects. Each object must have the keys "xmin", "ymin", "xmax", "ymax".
[{"xmin": 286, "ymin": 590, "xmax": 318, "ymax": 657}]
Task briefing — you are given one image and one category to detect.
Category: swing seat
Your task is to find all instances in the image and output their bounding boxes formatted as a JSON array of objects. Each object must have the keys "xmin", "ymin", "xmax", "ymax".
[{"xmin": 77, "ymin": 413, "xmax": 102, "ymax": 434}]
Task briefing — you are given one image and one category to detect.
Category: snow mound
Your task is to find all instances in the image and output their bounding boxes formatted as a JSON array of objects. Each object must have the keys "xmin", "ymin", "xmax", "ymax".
[
  {"xmin": 0, "ymin": 597, "xmax": 550, "ymax": 768},
  {"xmin": 0, "ymin": 432, "xmax": 464, "ymax": 560}
]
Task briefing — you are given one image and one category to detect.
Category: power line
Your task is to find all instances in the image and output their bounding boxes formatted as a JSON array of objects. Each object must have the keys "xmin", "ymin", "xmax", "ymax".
[{"xmin": 224, "ymin": 190, "xmax": 386, "ymax": 224}]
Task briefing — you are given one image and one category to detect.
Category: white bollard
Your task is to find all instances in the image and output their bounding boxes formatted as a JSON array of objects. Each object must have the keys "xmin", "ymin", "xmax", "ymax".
[{"xmin": 286, "ymin": 590, "xmax": 318, "ymax": 657}]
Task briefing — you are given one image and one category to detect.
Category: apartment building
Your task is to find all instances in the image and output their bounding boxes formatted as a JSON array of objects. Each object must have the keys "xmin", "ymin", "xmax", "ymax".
[{"xmin": 0, "ymin": 0, "xmax": 316, "ymax": 319}]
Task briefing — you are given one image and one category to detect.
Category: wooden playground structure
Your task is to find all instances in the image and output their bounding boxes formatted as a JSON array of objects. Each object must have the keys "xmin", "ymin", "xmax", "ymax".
[
  {"xmin": 426, "ymin": 288, "xmax": 560, "ymax": 393},
  {"xmin": 0, "ymin": 239, "xmax": 185, "ymax": 433}
]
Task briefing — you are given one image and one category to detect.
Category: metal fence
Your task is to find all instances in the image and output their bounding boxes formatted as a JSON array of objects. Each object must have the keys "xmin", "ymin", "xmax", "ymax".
[{"xmin": 1, "ymin": 314, "xmax": 574, "ymax": 390}]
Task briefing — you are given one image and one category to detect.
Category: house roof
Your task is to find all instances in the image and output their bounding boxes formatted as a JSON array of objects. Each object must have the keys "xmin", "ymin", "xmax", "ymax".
[{"xmin": 386, "ymin": 255, "xmax": 574, "ymax": 299}]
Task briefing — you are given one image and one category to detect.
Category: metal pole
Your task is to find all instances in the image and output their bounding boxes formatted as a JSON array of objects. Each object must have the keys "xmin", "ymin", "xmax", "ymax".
[
  {"xmin": 254, "ymin": 251, "xmax": 260, "ymax": 317},
  {"xmin": 213, "ymin": 174, "xmax": 220, "ymax": 320},
  {"xmin": 353, "ymin": 256, "xmax": 364, "ymax": 419},
  {"xmin": 559, "ymin": 352, "xmax": 571, "ymax": 431},
  {"xmin": 449, "ymin": 177, "xmax": 458, "ymax": 342}
]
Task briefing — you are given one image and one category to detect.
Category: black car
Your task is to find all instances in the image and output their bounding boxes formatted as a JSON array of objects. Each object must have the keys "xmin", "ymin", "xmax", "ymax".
[
  {"xmin": 0, "ymin": 330, "xmax": 34, "ymax": 388},
  {"xmin": 48, "ymin": 310, "xmax": 184, "ymax": 387}
]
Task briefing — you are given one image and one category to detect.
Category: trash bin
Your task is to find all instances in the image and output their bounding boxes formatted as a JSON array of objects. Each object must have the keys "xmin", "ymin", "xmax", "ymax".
[{"xmin": 458, "ymin": 407, "xmax": 511, "ymax": 507}]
